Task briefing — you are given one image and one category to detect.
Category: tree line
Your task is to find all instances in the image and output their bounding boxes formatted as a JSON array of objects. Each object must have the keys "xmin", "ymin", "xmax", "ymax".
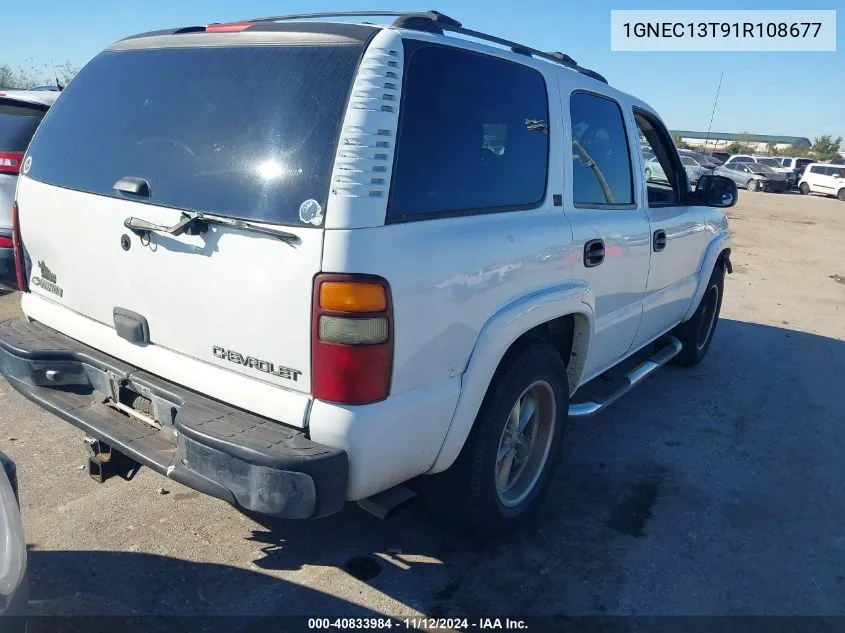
[
  {"xmin": 674, "ymin": 133, "xmax": 843, "ymax": 162},
  {"xmin": 0, "ymin": 59, "xmax": 79, "ymax": 90}
]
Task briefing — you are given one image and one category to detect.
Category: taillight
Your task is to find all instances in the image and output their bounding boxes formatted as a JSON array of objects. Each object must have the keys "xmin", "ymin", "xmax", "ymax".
[
  {"xmin": 205, "ymin": 22, "xmax": 256, "ymax": 32},
  {"xmin": 312, "ymin": 274, "xmax": 393, "ymax": 404},
  {"xmin": 0, "ymin": 236, "xmax": 11, "ymax": 249},
  {"xmin": 11, "ymin": 202, "xmax": 27, "ymax": 292},
  {"xmin": 0, "ymin": 152, "xmax": 24, "ymax": 175}
]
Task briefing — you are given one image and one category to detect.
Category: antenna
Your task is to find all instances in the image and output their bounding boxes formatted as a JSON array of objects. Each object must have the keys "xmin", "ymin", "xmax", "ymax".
[
  {"xmin": 50, "ymin": 58, "xmax": 63, "ymax": 91},
  {"xmin": 702, "ymin": 72, "xmax": 723, "ymax": 153}
]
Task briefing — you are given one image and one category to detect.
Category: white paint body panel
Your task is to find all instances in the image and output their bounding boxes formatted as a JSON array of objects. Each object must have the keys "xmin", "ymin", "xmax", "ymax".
[
  {"xmin": 16, "ymin": 176, "xmax": 319, "ymax": 427},
  {"xmin": 10, "ymin": 25, "xmax": 731, "ymax": 501}
]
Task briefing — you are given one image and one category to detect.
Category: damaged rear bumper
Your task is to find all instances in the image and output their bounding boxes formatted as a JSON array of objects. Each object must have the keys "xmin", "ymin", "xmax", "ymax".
[{"xmin": 0, "ymin": 317, "xmax": 348, "ymax": 519}]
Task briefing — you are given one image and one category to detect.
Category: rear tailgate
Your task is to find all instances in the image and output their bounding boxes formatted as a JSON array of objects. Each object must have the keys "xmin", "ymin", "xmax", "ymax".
[{"xmin": 14, "ymin": 37, "xmax": 366, "ymax": 426}]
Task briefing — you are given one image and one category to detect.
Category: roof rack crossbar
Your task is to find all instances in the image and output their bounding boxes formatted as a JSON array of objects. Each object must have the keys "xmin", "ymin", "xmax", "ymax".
[
  {"xmin": 222, "ymin": 10, "xmax": 461, "ymax": 28},
  {"xmin": 442, "ymin": 25, "xmax": 607, "ymax": 83},
  {"xmin": 207, "ymin": 10, "xmax": 607, "ymax": 84}
]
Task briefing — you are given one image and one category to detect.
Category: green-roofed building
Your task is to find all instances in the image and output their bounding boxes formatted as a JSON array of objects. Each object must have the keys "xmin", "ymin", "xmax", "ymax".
[{"xmin": 669, "ymin": 130, "xmax": 811, "ymax": 152}]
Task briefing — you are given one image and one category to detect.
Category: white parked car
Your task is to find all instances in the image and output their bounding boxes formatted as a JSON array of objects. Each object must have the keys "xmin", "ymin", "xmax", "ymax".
[
  {"xmin": 0, "ymin": 451, "xmax": 27, "ymax": 620},
  {"xmin": 798, "ymin": 163, "xmax": 845, "ymax": 201},
  {"xmin": 0, "ymin": 90, "xmax": 59, "ymax": 288},
  {"xmin": 0, "ymin": 11, "xmax": 736, "ymax": 537}
]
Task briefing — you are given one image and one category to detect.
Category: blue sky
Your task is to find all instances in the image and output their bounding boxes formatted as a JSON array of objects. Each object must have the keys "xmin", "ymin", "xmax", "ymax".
[{"xmin": 3, "ymin": 0, "xmax": 843, "ymax": 142}]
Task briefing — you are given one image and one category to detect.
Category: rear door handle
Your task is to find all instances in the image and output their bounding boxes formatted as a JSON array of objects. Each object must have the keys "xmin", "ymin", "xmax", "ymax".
[
  {"xmin": 584, "ymin": 239, "xmax": 605, "ymax": 268},
  {"xmin": 653, "ymin": 230, "xmax": 667, "ymax": 252}
]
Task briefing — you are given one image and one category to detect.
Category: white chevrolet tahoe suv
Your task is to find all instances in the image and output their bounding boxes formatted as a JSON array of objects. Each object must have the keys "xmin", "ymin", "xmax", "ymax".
[{"xmin": 0, "ymin": 11, "xmax": 736, "ymax": 537}]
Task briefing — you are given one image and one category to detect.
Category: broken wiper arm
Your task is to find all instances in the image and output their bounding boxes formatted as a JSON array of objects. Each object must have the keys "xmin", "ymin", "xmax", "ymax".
[
  {"xmin": 123, "ymin": 212, "xmax": 301, "ymax": 247},
  {"xmin": 123, "ymin": 214, "xmax": 195, "ymax": 237},
  {"xmin": 192, "ymin": 213, "xmax": 301, "ymax": 246}
]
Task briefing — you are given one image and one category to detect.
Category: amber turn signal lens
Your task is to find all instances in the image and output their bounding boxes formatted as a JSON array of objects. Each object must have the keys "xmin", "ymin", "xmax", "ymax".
[{"xmin": 319, "ymin": 282, "xmax": 387, "ymax": 313}]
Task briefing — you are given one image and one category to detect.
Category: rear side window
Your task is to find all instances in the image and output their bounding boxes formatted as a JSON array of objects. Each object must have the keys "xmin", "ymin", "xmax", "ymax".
[
  {"xmin": 24, "ymin": 45, "xmax": 363, "ymax": 226},
  {"xmin": 388, "ymin": 44, "xmax": 549, "ymax": 221},
  {"xmin": 0, "ymin": 99, "xmax": 48, "ymax": 151},
  {"xmin": 571, "ymin": 93, "xmax": 634, "ymax": 206}
]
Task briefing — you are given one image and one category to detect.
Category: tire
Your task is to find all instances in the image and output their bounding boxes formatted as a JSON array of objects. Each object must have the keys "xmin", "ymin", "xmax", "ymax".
[
  {"xmin": 746, "ymin": 179, "xmax": 758, "ymax": 192},
  {"xmin": 416, "ymin": 342, "xmax": 568, "ymax": 538},
  {"xmin": 672, "ymin": 263, "xmax": 725, "ymax": 367},
  {"xmin": 799, "ymin": 182, "xmax": 810, "ymax": 195},
  {"xmin": 838, "ymin": 188, "xmax": 845, "ymax": 202}
]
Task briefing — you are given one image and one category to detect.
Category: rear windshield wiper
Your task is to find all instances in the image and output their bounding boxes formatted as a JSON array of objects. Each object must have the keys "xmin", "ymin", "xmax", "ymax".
[{"xmin": 124, "ymin": 212, "xmax": 301, "ymax": 247}]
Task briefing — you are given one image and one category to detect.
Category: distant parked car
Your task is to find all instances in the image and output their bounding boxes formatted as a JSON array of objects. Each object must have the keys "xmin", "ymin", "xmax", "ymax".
[
  {"xmin": 645, "ymin": 154, "xmax": 711, "ymax": 187},
  {"xmin": 724, "ymin": 154, "xmax": 755, "ymax": 165},
  {"xmin": 679, "ymin": 148, "xmax": 721, "ymax": 168},
  {"xmin": 715, "ymin": 161, "xmax": 789, "ymax": 192},
  {"xmin": 725, "ymin": 155, "xmax": 796, "ymax": 187},
  {"xmin": 827, "ymin": 157, "xmax": 845, "ymax": 165},
  {"xmin": 0, "ymin": 451, "xmax": 27, "ymax": 622},
  {"xmin": 779, "ymin": 156, "xmax": 813, "ymax": 176},
  {"xmin": 799, "ymin": 163, "xmax": 845, "ymax": 201},
  {"xmin": 0, "ymin": 89, "xmax": 59, "ymax": 287},
  {"xmin": 679, "ymin": 154, "xmax": 713, "ymax": 185},
  {"xmin": 706, "ymin": 150, "xmax": 731, "ymax": 163}
]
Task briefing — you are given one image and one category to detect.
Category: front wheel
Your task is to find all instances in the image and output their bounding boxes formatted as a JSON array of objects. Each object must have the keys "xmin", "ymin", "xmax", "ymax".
[
  {"xmin": 672, "ymin": 263, "xmax": 725, "ymax": 367},
  {"xmin": 838, "ymin": 188, "xmax": 845, "ymax": 202},
  {"xmin": 417, "ymin": 343, "xmax": 568, "ymax": 538},
  {"xmin": 746, "ymin": 179, "xmax": 758, "ymax": 192},
  {"xmin": 799, "ymin": 182, "xmax": 810, "ymax": 195}
]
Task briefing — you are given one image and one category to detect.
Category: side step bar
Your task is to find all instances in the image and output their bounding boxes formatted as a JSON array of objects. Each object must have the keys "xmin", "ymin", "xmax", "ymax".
[{"xmin": 568, "ymin": 335, "xmax": 682, "ymax": 418}]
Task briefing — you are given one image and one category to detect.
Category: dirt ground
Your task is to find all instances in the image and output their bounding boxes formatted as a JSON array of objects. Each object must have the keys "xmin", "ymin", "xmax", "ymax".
[{"xmin": 0, "ymin": 189, "xmax": 843, "ymax": 626}]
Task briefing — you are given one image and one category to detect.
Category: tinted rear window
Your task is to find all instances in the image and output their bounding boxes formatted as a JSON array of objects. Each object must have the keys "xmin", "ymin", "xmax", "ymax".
[
  {"xmin": 24, "ymin": 45, "xmax": 363, "ymax": 225},
  {"xmin": 0, "ymin": 100, "xmax": 48, "ymax": 151}
]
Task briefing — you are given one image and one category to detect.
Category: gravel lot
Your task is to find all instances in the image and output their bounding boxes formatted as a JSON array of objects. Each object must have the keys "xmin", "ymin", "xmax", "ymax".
[{"xmin": 1, "ymin": 190, "xmax": 843, "ymax": 624}]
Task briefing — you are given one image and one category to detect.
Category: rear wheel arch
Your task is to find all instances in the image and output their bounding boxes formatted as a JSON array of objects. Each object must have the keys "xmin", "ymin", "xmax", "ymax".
[{"xmin": 427, "ymin": 290, "xmax": 594, "ymax": 474}]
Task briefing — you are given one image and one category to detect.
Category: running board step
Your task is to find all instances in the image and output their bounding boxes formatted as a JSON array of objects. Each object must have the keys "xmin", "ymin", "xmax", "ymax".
[{"xmin": 568, "ymin": 335, "xmax": 682, "ymax": 418}]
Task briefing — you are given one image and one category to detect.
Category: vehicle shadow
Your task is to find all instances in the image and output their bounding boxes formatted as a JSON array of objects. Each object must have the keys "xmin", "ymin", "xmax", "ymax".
[
  {"xmin": 26, "ymin": 549, "xmax": 395, "ymax": 631},
  {"xmin": 27, "ymin": 319, "xmax": 845, "ymax": 618}
]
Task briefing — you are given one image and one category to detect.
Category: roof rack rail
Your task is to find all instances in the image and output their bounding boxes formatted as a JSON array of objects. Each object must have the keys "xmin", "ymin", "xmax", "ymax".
[{"xmin": 220, "ymin": 10, "xmax": 608, "ymax": 84}]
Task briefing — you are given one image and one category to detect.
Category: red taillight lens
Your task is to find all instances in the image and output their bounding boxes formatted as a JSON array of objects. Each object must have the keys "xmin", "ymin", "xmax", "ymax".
[
  {"xmin": 205, "ymin": 22, "xmax": 256, "ymax": 32},
  {"xmin": 0, "ymin": 152, "xmax": 24, "ymax": 175},
  {"xmin": 0, "ymin": 236, "xmax": 11, "ymax": 249},
  {"xmin": 11, "ymin": 202, "xmax": 27, "ymax": 292},
  {"xmin": 312, "ymin": 274, "xmax": 393, "ymax": 405}
]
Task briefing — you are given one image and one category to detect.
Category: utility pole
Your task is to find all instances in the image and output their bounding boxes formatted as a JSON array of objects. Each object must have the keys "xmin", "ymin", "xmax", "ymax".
[{"xmin": 703, "ymin": 73, "xmax": 723, "ymax": 153}]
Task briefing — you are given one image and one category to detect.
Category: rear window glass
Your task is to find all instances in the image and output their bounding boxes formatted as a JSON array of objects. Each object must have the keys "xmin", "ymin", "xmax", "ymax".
[
  {"xmin": 388, "ymin": 44, "xmax": 549, "ymax": 221},
  {"xmin": 24, "ymin": 45, "xmax": 363, "ymax": 225},
  {"xmin": 0, "ymin": 100, "xmax": 47, "ymax": 151}
]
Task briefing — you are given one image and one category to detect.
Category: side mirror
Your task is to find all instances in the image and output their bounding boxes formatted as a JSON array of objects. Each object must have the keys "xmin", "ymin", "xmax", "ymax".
[{"xmin": 695, "ymin": 174, "xmax": 737, "ymax": 208}]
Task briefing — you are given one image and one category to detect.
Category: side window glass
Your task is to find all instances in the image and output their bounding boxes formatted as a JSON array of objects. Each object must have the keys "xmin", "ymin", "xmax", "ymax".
[
  {"xmin": 389, "ymin": 45, "xmax": 550, "ymax": 220},
  {"xmin": 569, "ymin": 92, "xmax": 634, "ymax": 206},
  {"xmin": 634, "ymin": 110, "xmax": 681, "ymax": 206}
]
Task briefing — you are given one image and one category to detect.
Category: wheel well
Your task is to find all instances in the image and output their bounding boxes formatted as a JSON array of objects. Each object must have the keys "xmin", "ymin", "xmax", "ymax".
[
  {"xmin": 500, "ymin": 312, "xmax": 589, "ymax": 395},
  {"xmin": 718, "ymin": 248, "xmax": 732, "ymax": 274}
]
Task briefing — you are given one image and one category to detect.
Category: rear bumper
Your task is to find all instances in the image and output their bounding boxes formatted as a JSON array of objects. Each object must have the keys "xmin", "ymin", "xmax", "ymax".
[{"xmin": 0, "ymin": 318, "xmax": 348, "ymax": 519}]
